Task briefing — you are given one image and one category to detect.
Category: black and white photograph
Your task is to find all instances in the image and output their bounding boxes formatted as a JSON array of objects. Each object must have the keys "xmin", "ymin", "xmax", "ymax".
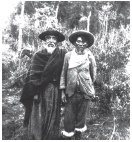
[{"xmin": 2, "ymin": 1, "xmax": 130, "ymax": 140}]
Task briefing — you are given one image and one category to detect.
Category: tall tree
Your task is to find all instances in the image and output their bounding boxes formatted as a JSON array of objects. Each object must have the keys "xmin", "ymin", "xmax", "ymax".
[{"xmin": 18, "ymin": 1, "xmax": 25, "ymax": 52}]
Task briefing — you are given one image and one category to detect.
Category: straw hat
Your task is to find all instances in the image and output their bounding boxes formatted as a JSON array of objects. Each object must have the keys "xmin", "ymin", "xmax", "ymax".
[{"xmin": 69, "ymin": 30, "xmax": 94, "ymax": 47}]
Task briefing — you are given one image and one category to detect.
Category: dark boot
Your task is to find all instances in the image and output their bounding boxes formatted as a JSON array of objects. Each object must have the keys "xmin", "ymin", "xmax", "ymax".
[{"xmin": 75, "ymin": 131, "xmax": 81, "ymax": 140}]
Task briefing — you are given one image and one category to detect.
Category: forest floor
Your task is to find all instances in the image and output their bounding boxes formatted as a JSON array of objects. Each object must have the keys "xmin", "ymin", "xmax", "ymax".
[{"xmin": 2, "ymin": 80, "xmax": 130, "ymax": 140}]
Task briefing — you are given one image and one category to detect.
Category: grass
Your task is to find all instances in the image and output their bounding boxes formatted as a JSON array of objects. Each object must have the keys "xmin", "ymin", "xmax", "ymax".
[
  {"xmin": 2, "ymin": 80, "xmax": 130, "ymax": 140},
  {"xmin": 2, "ymin": 80, "xmax": 27, "ymax": 140}
]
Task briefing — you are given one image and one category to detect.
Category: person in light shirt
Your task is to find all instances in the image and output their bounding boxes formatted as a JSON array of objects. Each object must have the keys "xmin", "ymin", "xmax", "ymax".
[{"xmin": 60, "ymin": 30, "xmax": 97, "ymax": 140}]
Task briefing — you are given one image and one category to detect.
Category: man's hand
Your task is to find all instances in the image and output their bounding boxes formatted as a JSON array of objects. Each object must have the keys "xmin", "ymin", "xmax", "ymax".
[
  {"xmin": 61, "ymin": 90, "xmax": 67, "ymax": 103},
  {"xmin": 34, "ymin": 95, "xmax": 38, "ymax": 100},
  {"xmin": 91, "ymin": 96, "xmax": 99, "ymax": 102}
]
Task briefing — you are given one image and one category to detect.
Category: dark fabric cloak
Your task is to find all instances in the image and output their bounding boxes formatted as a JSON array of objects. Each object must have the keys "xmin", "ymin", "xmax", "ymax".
[{"xmin": 20, "ymin": 47, "xmax": 66, "ymax": 107}]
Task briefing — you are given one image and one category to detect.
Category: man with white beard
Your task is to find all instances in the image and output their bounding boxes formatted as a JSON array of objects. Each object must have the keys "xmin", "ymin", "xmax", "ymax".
[{"xmin": 20, "ymin": 28, "xmax": 66, "ymax": 140}]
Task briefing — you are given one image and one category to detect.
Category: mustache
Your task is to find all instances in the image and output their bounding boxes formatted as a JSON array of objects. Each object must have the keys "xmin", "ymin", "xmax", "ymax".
[
  {"xmin": 76, "ymin": 43, "xmax": 87, "ymax": 47},
  {"xmin": 47, "ymin": 42, "xmax": 56, "ymax": 47}
]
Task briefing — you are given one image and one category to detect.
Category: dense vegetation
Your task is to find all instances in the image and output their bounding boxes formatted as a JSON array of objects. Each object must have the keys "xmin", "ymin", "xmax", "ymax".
[{"xmin": 2, "ymin": 1, "xmax": 130, "ymax": 140}]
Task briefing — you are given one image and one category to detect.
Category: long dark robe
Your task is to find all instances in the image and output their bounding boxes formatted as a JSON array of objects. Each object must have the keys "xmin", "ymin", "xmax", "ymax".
[
  {"xmin": 29, "ymin": 83, "xmax": 61, "ymax": 140},
  {"xmin": 20, "ymin": 47, "xmax": 66, "ymax": 139}
]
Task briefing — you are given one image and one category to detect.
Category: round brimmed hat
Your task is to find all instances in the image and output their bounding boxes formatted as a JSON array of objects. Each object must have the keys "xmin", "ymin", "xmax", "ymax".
[
  {"xmin": 39, "ymin": 29, "xmax": 65, "ymax": 42},
  {"xmin": 69, "ymin": 30, "xmax": 94, "ymax": 47}
]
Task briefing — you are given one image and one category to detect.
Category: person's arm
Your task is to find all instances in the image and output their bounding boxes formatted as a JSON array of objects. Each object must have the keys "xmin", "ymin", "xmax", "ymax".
[
  {"xmin": 88, "ymin": 52, "xmax": 97, "ymax": 83},
  {"xmin": 60, "ymin": 53, "xmax": 69, "ymax": 103}
]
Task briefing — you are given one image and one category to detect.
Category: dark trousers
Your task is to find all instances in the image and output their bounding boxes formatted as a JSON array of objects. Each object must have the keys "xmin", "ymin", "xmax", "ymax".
[{"xmin": 64, "ymin": 92, "xmax": 89, "ymax": 133}]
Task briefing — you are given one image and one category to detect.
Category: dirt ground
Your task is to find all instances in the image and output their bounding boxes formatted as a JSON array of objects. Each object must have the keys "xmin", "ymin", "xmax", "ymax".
[{"xmin": 2, "ymin": 80, "xmax": 130, "ymax": 140}]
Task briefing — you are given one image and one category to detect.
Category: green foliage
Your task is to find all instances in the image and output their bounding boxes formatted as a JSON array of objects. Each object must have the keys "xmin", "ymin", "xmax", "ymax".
[
  {"xmin": 114, "ymin": 1, "xmax": 130, "ymax": 17},
  {"xmin": 2, "ymin": 1, "xmax": 130, "ymax": 140},
  {"xmin": 8, "ymin": 56, "xmax": 31, "ymax": 88},
  {"xmin": 24, "ymin": 1, "xmax": 36, "ymax": 16},
  {"xmin": 2, "ymin": 86, "xmax": 26, "ymax": 140},
  {"xmin": 15, "ymin": 2, "xmax": 22, "ymax": 15},
  {"xmin": 90, "ymin": 26, "xmax": 130, "ymax": 123},
  {"xmin": 2, "ymin": 63, "xmax": 11, "ymax": 80},
  {"xmin": 3, "ymin": 1, "xmax": 130, "ymax": 52},
  {"xmin": 2, "ymin": 50, "xmax": 17, "ymax": 80},
  {"xmin": 58, "ymin": 1, "xmax": 89, "ymax": 29},
  {"xmin": 10, "ymin": 24, "xmax": 18, "ymax": 39}
]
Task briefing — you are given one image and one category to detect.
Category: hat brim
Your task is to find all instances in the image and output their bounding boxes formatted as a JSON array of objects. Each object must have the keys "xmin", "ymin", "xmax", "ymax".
[
  {"xmin": 69, "ymin": 31, "xmax": 94, "ymax": 47},
  {"xmin": 39, "ymin": 30, "xmax": 65, "ymax": 42}
]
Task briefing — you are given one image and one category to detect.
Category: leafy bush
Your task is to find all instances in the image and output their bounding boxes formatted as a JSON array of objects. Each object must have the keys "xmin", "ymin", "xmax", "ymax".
[
  {"xmin": 109, "ymin": 68, "xmax": 130, "ymax": 121},
  {"xmin": 8, "ymin": 56, "xmax": 31, "ymax": 88},
  {"xmin": 91, "ymin": 26, "xmax": 130, "ymax": 121},
  {"xmin": 2, "ymin": 51, "xmax": 17, "ymax": 80},
  {"xmin": 2, "ymin": 47, "xmax": 31, "ymax": 88}
]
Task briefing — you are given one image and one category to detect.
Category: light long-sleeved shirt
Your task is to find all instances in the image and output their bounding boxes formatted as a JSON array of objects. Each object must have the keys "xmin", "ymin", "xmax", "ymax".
[{"xmin": 60, "ymin": 49, "xmax": 97, "ymax": 99}]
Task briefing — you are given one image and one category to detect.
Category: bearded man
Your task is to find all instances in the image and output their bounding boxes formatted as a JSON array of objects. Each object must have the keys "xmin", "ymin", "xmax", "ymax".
[{"xmin": 20, "ymin": 28, "xmax": 66, "ymax": 140}]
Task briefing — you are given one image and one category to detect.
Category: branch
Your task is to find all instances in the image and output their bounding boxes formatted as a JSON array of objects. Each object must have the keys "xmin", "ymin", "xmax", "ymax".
[
  {"xmin": 86, "ymin": 130, "xmax": 91, "ymax": 139},
  {"xmin": 3, "ymin": 72, "xmax": 27, "ymax": 89},
  {"xmin": 109, "ymin": 116, "xmax": 116, "ymax": 140},
  {"xmin": 102, "ymin": 117, "xmax": 109, "ymax": 126},
  {"xmin": 92, "ymin": 117, "xmax": 109, "ymax": 126}
]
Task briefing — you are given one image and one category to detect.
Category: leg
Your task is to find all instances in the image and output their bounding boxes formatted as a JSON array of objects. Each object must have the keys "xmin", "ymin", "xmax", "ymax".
[
  {"xmin": 75, "ymin": 95, "xmax": 90, "ymax": 139},
  {"xmin": 74, "ymin": 131, "xmax": 81, "ymax": 140},
  {"xmin": 62, "ymin": 94, "xmax": 77, "ymax": 138}
]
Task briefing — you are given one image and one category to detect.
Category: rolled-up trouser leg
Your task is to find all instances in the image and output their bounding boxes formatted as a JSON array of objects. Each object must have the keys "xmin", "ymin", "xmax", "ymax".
[
  {"xmin": 75, "ymin": 96, "xmax": 89, "ymax": 132},
  {"xmin": 62, "ymin": 93, "xmax": 89, "ymax": 137}
]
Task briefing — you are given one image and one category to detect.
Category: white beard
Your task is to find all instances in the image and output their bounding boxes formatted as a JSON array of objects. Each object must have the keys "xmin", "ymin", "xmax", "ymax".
[{"xmin": 45, "ymin": 45, "xmax": 56, "ymax": 54}]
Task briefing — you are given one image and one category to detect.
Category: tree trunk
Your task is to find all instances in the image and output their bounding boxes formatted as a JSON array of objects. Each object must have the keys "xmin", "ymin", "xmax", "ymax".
[
  {"xmin": 87, "ymin": 11, "xmax": 91, "ymax": 31},
  {"xmin": 55, "ymin": 2, "xmax": 60, "ymax": 20},
  {"xmin": 18, "ymin": 1, "xmax": 25, "ymax": 52},
  {"xmin": 55, "ymin": 1, "xmax": 60, "ymax": 27}
]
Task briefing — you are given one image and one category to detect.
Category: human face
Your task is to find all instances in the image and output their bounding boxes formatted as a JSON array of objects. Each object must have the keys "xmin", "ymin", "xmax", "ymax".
[
  {"xmin": 75, "ymin": 36, "xmax": 88, "ymax": 52},
  {"xmin": 45, "ymin": 35, "xmax": 58, "ymax": 47},
  {"xmin": 45, "ymin": 35, "xmax": 58, "ymax": 54}
]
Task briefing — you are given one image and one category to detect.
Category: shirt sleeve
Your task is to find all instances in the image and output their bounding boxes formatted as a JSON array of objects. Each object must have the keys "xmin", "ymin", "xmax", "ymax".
[
  {"xmin": 59, "ymin": 54, "xmax": 69, "ymax": 89},
  {"xmin": 88, "ymin": 52, "xmax": 97, "ymax": 83}
]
